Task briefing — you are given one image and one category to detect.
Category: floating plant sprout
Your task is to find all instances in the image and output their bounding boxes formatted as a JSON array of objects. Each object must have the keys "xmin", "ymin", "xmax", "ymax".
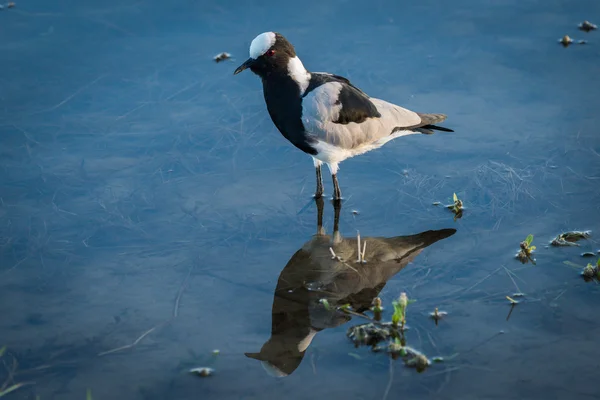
[
  {"xmin": 448, "ymin": 193, "xmax": 464, "ymax": 220},
  {"xmin": 516, "ymin": 234, "xmax": 536, "ymax": 264},
  {"xmin": 433, "ymin": 193, "xmax": 464, "ymax": 220},
  {"xmin": 392, "ymin": 292, "xmax": 415, "ymax": 330},
  {"xmin": 429, "ymin": 307, "xmax": 448, "ymax": 325},
  {"xmin": 371, "ymin": 297, "xmax": 383, "ymax": 321}
]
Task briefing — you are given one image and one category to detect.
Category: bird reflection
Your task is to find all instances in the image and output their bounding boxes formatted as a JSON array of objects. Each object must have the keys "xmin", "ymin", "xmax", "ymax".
[{"xmin": 245, "ymin": 198, "xmax": 456, "ymax": 377}]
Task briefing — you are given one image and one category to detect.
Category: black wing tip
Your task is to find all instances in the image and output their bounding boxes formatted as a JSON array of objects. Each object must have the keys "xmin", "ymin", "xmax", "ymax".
[
  {"xmin": 428, "ymin": 124, "xmax": 454, "ymax": 132},
  {"xmin": 418, "ymin": 124, "xmax": 454, "ymax": 134}
]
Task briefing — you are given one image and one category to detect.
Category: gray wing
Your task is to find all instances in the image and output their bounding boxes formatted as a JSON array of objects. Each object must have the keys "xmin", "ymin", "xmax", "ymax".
[{"xmin": 301, "ymin": 80, "xmax": 425, "ymax": 150}]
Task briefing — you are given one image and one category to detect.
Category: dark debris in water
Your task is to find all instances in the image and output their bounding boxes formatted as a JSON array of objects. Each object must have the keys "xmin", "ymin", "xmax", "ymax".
[
  {"xmin": 551, "ymin": 230, "xmax": 591, "ymax": 247},
  {"xmin": 347, "ymin": 322, "xmax": 434, "ymax": 372},
  {"xmin": 213, "ymin": 52, "xmax": 232, "ymax": 63},
  {"xmin": 347, "ymin": 322, "xmax": 397, "ymax": 349},
  {"xmin": 579, "ymin": 20, "xmax": 598, "ymax": 32},
  {"xmin": 189, "ymin": 367, "xmax": 215, "ymax": 377},
  {"xmin": 558, "ymin": 35, "xmax": 587, "ymax": 47}
]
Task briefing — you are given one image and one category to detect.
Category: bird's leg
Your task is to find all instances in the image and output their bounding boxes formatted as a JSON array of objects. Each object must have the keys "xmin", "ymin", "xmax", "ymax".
[
  {"xmin": 315, "ymin": 195, "xmax": 325, "ymax": 236},
  {"xmin": 332, "ymin": 174, "xmax": 342, "ymax": 201},
  {"xmin": 315, "ymin": 165, "xmax": 324, "ymax": 199}
]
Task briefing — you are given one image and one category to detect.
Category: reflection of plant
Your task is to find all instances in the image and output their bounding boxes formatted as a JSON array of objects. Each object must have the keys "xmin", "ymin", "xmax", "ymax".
[{"xmin": 516, "ymin": 234, "xmax": 536, "ymax": 264}]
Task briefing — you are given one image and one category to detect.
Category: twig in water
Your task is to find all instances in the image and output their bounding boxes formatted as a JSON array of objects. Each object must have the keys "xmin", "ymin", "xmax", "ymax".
[
  {"xmin": 98, "ymin": 323, "xmax": 166, "ymax": 356},
  {"xmin": 356, "ymin": 231, "xmax": 362, "ymax": 263},
  {"xmin": 30, "ymin": 75, "xmax": 105, "ymax": 115},
  {"xmin": 99, "ymin": 263, "xmax": 194, "ymax": 356},
  {"xmin": 329, "ymin": 247, "xmax": 341, "ymax": 261},
  {"xmin": 361, "ymin": 240, "xmax": 367, "ymax": 263},
  {"xmin": 173, "ymin": 264, "xmax": 195, "ymax": 318},
  {"xmin": 502, "ymin": 265, "xmax": 522, "ymax": 294},
  {"xmin": 459, "ymin": 266, "xmax": 502, "ymax": 294}
]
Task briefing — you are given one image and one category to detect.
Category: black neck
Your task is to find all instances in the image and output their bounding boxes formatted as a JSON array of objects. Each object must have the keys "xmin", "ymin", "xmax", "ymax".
[{"xmin": 262, "ymin": 73, "xmax": 317, "ymax": 155}]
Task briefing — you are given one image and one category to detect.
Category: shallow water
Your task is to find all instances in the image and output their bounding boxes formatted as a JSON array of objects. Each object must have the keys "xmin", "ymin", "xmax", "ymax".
[{"xmin": 1, "ymin": 0, "xmax": 600, "ymax": 399}]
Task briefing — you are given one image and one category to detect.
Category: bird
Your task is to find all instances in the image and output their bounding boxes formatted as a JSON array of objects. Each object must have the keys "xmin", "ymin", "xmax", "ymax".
[
  {"xmin": 244, "ymin": 197, "xmax": 456, "ymax": 377},
  {"xmin": 234, "ymin": 31, "xmax": 453, "ymax": 201}
]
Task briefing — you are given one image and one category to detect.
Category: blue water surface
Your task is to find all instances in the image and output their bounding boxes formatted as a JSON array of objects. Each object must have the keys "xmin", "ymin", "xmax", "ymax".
[{"xmin": 1, "ymin": 0, "xmax": 599, "ymax": 399}]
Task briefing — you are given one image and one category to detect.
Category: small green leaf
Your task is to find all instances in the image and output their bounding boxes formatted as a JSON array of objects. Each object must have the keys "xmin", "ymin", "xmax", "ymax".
[
  {"xmin": 0, "ymin": 346, "xmax": 6, "ymax": 358},
  {"xmin": 597, "ymin": 258, "xmax": 600, "ymax": 267},
  {"xmin": 529, "ymin": 246, "xmax": 536, "ymax": 251},
  {"xmin": 432, "ymin": 356, "xmax": 444, "ymax": 363},
  {"xmin": 453, "ymin": 193, "xmax": 458, "ymax": 202},
  {"xmin": 319, "ymin": 298, "xmax": 330, "ymax": 310},
  {"xmin": 525, "ymin": 234, "xmax": 533, "ymax": 246}
]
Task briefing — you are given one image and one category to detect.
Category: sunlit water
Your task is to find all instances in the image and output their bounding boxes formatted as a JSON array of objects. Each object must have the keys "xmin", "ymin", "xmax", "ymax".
[{"xmin": 1, "ymin": 0, "xmax": 599, "ymax": 399}]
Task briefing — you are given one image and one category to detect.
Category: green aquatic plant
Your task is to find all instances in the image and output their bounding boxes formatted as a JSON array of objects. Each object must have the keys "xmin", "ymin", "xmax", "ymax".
[
  {"xmin": 433, "ymin": 193, "xmax": 464, "ymax": 220},
  {"xmin": 446, "ymin": 193, "xmax": 464, "ymax": 220},
  {"xmin": 371, "ymin": 297, "xmax": 383, "ymax": 321},
  {"xmin": 516, "ymin": 234, "xmax": 536, "ymax": 264},
  {"xmin": 581, "ymin": 258, "xmax": 600, "ymax": 281},
  {"xmin": 392, "ymin": 292, "xmax": 415, "ymax": 330}
]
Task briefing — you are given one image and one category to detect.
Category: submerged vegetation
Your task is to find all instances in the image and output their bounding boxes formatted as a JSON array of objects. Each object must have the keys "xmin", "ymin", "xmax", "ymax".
[
  {"xmin": 551, "ymin": 230, "xmax": 591, "ymax": 247},
  {"xmin": 345, "ymin": 293, "xmax": 448, "ymax": 373},
  {"xmin": 581, "ymin": 258, "xmax": 600, "ymax": 282},
  {"xmin": 0, "ymin": 346, "xmax": 26, "ymax": 398}
]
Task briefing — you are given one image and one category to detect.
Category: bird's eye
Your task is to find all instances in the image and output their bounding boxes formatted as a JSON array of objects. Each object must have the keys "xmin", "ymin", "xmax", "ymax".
[{"xmin": 265, "ymin": 49, "xmax": 275, "ymax": 57}]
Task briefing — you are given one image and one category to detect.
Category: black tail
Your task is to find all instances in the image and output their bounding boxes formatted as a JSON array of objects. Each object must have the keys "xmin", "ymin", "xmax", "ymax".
[{"xmin": 414, "ymin": 113, "xmax": 454, "ymax": 134}]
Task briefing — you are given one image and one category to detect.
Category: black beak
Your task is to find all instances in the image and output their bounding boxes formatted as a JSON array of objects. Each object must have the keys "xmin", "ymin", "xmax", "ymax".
[{"xmin": 234, "ymin": 58, "xmax": 255, "ymax": 75}]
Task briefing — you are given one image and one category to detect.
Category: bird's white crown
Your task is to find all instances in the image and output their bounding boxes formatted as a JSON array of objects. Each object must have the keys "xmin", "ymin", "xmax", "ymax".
[{"xmin": 249, "ymin": 32, "xmax": 276, "ymax": 59}]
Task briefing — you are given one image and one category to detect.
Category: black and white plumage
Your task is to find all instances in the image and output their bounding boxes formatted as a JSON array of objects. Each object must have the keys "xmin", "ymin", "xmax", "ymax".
[{"xmin": 234, "ymin": 31, "xmax": 453, "ymax": 200}]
